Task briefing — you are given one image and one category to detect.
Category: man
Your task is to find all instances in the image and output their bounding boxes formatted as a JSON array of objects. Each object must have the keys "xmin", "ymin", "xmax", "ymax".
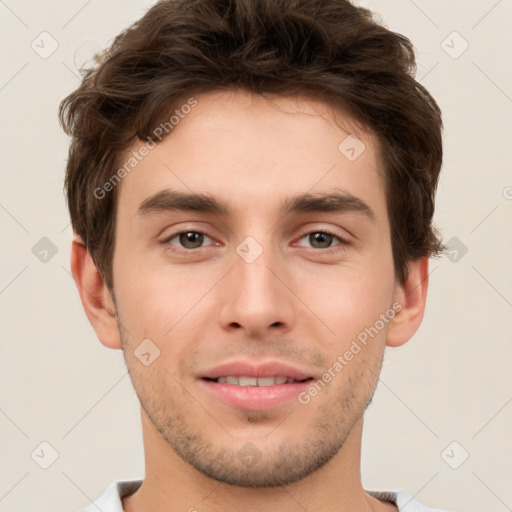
[{"xmin": 60, "ymin": 0, "xmax": 447, "ymax": 510}]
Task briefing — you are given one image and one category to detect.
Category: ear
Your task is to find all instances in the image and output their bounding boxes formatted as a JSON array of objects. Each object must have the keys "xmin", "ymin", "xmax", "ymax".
[
  {"xmin": 386, "ymin": 257, "xmax": 429, "ymax": 348},
  {"xmin": 70, "ymin": 236, "xmax": 122, "ymax": 349}
]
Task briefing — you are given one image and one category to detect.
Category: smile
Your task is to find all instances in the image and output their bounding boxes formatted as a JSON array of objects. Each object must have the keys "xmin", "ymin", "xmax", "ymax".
[{"xmin": 205, "ymin": 376, "xmax": 310, "ymax": 386}]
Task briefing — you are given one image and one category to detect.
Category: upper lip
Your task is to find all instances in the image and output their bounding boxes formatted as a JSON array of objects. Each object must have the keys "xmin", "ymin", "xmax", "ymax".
[{"xmin": 198, "ymin": 360, "xmax": 314, "ymax": 381}]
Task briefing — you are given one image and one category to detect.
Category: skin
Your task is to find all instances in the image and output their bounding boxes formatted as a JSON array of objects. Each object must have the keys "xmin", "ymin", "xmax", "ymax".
[{"xmin": 72, "ymin": 89, "xmax": 428, "ymax": 512}]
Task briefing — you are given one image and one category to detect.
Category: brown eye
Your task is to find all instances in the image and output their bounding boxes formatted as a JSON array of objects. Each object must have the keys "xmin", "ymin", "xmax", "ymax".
[
  {"xmin": 296, "ymin": 231, "xmax": 344, "ymax": 250},
  {"xmin": 308, "ymin": 232, "xmax": 335, "ymax": 249},
  {"xmin": 179, "ymin": 232, "xmax": 204, "ymax": 249},
  {"xmin": 165, "ymin": 231, "xmax": 214, "ymax": 251}
]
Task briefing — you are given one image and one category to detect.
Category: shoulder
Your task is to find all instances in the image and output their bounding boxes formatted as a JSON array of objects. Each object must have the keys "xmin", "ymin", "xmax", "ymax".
[
  {"xmin": 79, "ymin": 479, "xmax": 143, "ymax": 512},
  {"xmin": 367, "ymin": 489, "xmax": 451, "ymax": 512}
]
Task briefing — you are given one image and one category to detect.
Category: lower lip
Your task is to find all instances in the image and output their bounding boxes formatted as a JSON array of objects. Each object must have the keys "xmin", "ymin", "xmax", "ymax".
[{"xmin": 198, "ymin": 379, "xmax": 312, "ymax": 410}]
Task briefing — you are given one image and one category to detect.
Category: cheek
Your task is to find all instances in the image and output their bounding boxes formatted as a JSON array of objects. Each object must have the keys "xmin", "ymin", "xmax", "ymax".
[
  {"xmin": 296, "ymin": 261, "xmax": 395, "ymax": 342},
  {"xmin": 115, "ymin": 263, "xmax": 216, "ymax": 358},
  {"xmin": 113, "ymin": 262, "xmax": 170, "ymax": 341}
]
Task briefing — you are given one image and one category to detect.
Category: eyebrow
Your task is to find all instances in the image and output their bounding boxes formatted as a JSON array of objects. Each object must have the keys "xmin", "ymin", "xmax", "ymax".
[{"xmin": 137, "ymin": 189, "xmax": 376, "ymax": 222}]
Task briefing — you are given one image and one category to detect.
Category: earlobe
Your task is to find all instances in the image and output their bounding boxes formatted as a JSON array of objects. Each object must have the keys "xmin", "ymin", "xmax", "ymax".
[
  {"xmin": 70, "ymin": 236, "xmax": 122, "ymax": 349},
  {"xmin": 386, "ymin": 257, "xmax": 429, "ymax": 348}
]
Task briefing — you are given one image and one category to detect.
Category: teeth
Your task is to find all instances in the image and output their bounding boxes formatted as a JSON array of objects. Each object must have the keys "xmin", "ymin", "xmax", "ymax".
[
  {"xmin": 215, "ymin": 376, "xmax": 298, "ymax": 386},
  {"xmin": 257, "ymin": 377, "xmax": 279, "ymax": 386},
  {"xmin": 239, "ymin": 376, "xmax": 258, "ymax": 386}
]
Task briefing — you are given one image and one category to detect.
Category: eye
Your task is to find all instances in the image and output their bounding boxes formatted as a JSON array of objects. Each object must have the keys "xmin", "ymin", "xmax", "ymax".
[
  {"xmin": 295, "ymin": 230, "xmax": 347, "ymax": 250},
  {"xmin": 164, "ymin": 231, "xmax": 215, "ymax": 250},
  {"xmin": 162, "ymin": 229, "xmax": 348, "ymax": 254}
]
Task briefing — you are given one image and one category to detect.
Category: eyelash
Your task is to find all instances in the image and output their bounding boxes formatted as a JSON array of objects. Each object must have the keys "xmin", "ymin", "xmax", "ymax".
[
  {"xmin": 162, "ymin": 229, "xmax": 349, "ymax": 255},
  {"xmin": 295, "ymin": 229, "xmax": 349, "ymax": 253}
]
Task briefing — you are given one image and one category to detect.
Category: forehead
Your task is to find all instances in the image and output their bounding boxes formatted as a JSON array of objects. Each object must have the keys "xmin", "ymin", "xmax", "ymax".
[{"xmin": 115, "ymin": 89, "xmax": 387, "ymax": 223}]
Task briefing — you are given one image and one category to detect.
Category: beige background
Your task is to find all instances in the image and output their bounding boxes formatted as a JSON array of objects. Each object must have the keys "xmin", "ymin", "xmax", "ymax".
[{"xmin": 1, "ymin": 1, "xmax": 511, "ymax": 511}]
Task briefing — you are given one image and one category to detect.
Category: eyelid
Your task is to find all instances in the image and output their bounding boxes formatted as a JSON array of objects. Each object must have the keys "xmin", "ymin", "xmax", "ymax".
[{"xmin": 295, "ymin": 224, "xmax": 351, "ymax": 243}]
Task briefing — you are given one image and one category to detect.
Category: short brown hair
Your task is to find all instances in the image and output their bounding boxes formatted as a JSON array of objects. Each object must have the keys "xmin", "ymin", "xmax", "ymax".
[{"xmin": 59, "ymin": 0, "xmax": 444, "ymax": 291}]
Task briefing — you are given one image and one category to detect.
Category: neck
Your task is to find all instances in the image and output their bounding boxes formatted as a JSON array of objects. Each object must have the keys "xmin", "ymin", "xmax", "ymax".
[{"xmin": 122, "ymin": 408, "xmax": 393, "ymax": 512}]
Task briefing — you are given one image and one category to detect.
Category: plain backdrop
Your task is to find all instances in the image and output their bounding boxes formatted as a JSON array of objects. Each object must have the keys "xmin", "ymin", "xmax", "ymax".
[{"xmin": 1, "ymin": 1, "xmax": 511, "ymax": 511}]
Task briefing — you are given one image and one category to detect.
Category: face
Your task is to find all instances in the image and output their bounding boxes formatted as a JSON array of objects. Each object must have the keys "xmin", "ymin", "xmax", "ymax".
[{"xmin": 111, "ymin": 89, "xmax": 398, "ymax": 487}]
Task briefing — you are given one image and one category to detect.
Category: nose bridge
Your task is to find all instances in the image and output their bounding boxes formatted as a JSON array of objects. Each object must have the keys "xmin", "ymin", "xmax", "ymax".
[
  {"xmin": 236, "ymin": 239, "xmax": 278, "ymax": 295},
  {"xmin": 234, "ymin": 233, "xmax": 282, "ymax": 305}
]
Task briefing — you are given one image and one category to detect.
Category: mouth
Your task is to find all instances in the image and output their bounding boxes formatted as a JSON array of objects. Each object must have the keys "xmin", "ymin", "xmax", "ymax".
[
  {"xmin": 197, "ymin": 361, "xmax": 316, "ymax": 410},
  {"xmin": 202, "ymin": 376, "xmax": 313, "ymax": 386}
]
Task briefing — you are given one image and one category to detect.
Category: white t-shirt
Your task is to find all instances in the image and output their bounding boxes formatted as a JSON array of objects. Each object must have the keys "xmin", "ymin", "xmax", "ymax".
[{"xmin": 80, "ymin": 479, "xmax": 448, "ymax": 511}]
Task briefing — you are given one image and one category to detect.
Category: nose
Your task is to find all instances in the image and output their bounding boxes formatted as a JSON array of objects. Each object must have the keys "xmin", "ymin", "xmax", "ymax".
[{"xmin": 218, "ymin": 239, "xmax": 296, "ymax": 338}]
